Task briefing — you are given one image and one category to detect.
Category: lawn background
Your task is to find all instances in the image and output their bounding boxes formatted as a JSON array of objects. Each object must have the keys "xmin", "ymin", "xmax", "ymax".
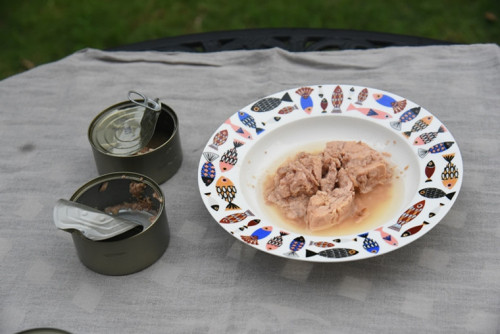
[{"xmin": 1, "ymin": 0, "xmax": 499, "ymax": 80}]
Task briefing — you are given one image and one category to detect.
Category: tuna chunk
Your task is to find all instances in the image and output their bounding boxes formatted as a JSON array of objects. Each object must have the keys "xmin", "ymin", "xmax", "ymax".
[{"xmin": 265, "ymin": 141, "xmax": 392, "ymax": 231}]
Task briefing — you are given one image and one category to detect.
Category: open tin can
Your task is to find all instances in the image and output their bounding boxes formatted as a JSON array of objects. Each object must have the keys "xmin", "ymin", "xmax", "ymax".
[
  {"xmin": 88, "ymin": 93, "xmax": 182, "ymax": 184},
  {"xmin": 68, "ymin": 172, "xmax": 169, "ymax": 275}
]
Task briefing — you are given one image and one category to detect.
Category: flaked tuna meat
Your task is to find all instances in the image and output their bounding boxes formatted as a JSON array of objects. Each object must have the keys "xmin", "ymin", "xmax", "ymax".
[{"xmin": 265, "ymin": 141, "xmax": 393, "ymax": 231}]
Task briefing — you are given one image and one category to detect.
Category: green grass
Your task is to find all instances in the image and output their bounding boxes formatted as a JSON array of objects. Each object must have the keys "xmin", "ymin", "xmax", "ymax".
[{"xmin": 1, "ymin": 0, "xmax": 499, "ymax": 80}]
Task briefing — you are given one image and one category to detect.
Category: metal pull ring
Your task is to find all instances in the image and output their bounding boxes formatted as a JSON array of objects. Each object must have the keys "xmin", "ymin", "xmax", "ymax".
[{"xmin": 128, "ymin": 90, "xmax": 161, "ymax": 111}]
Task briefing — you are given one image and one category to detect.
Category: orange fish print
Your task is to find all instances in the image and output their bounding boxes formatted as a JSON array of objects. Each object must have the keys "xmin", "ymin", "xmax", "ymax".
[
  {"xmin": 388, "ymin": 200, "xmax": 425, "ymax": 232},
  {"xmin": 215, "ymin": 176, "xmax": 240, "ymax": 211}
]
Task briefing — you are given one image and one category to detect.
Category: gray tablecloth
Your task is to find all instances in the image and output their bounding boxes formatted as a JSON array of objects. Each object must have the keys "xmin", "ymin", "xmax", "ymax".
[{"xmin": 1, "ymin": 44, "xmax": 499, "ymax": 334}]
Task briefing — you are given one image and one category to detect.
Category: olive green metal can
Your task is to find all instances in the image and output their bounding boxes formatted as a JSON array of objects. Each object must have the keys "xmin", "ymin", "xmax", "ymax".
[
  {"xmin": 69, "ymin": 172, "xmax": 169, "ymax": 276},
  {"xmin": 88, "ymin": 99, "xmax": 182, "ymax": 184}
]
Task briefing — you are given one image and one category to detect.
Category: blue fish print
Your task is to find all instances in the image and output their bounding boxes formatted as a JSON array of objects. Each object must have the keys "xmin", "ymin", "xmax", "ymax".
[
  {"xmin": 358, "ymin": 232, "xmax": 380, "ymax": 254},
  {"xmin": 240, "ymin": 226, "xmax": 273, "ymax": 245},
  {"xmin": 238, "ymin": 111, "xmax": 264, "ymax": 135}
]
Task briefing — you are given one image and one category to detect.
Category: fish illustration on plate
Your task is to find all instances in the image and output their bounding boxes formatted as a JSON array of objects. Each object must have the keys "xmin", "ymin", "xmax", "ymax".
[
  {"xmin": 346, "ymin": 103, "xmax": 392, "ymax": 119},
  {"xmin": 251, "ymin": 92, "xmax": 293, "ymax": 112},
  {"xmin": 347, "ymin": 87, "xmax": 355, "ymax": 100},
  {"xmin": 413, "ymin": 125, "xmax": 447, "ymax": 145},
  {"xmin": 208, "ymin": 129, "xmax": 228, "ymax": 150},
  {"xmin": 331, "ymin": 85, "xmax": 343, "ymax": 113},
  {"xmin": 285, "ymin": 236, "xmax": 306, "ymax": 257},
  {"xmin": 231, "ymin": 219, "xmax": 261, "ymax": 235},
  {"xmin": 356, "ymin": 88, "xmax": 368, "ymax": 105},
  {"xmin": 418, "ymin": 141, "xmax": 454, "ymax": 158},
  {"xmin": 200, "ymin": 152, "xmax": 219, "ymax": 186},
  {"xmin": 332, "ymin": 238, "xmax": 357, "ymax": 243},
  {"xmin": 374, "ymin": 227, "xmax": 398, "ymax": 246},
  {"xmin": 219, "ymin": 140, "xmax": 244, "ymax": 172},
  {"xmin": 358, "ymin": 232, "xmax": 380, "ymax": 254},
  {"xmin": 401, "ymin": 221, "xmax": 430, "ymax": 237},
  {"xmin": 241, "ymin": 226, "xmax": 273, "ymax": 245},
  {"xmin": 373, "ymin": 93, "xmax": 407, "ymax": 114},
  {"xmin": 224, "ymin": 118, "xmax": 253, "ymax": 140},
  {"xmin": 441, "ymin": 153, "xmax": 459, "ymax": 189},
  {"xmin": 238, "ymin": 111, "xmax": 264, "ymax": 135},
  {"xmin": 403, "ymin": 116, "xmax": 433, "ymax": 138},
  {"xmin": 203, "ymin": 192, "xmax": 219, "ymax": 211},
  {"xmin": 295, "ymin": 87, "xmax": 314, "ymax": 114},
  {"xmin": 219, "ymin": 210, "xmax": 254, "ymax": 224},
  {"xmin": 318, "ymin": 85, "xmax": 328, "ymax": 113},
  {"xmin": 425, "ymin": 160, "xmax": 436, "ymax": 182},
  {"xmin": 390, "ymin": 107, "xmax": 421, "ymax": 130},
  {"xmin": 305, "ymin": 248, "xmax": 359, "ymax": 259},
  {"xmin": 266, "ymin": 231, "xmax": 289, "ymax": 250},
  {"xmin": 262, "ymin": 116, "xmax": 282, "ymax": 126},
  {"xmin": 429, "ymin": 203, "xmax": 445, "ymax": 218},
  {"xmin": 389, "ymin": 200, "xmax": 426, "ymax": 232},
  {"xmin": 215, "ymin": 176, "xmax": 240, "ymax": 210},
  {"xmin": 418, "ymin": 187, "xmax": 456, "ymax": 200},
  {"xmin": 278, "ymin": 105, "xmax": 298, "ymax": 115},
  {"xmin": 309, "ymin": 241, "xmax": 335, "ymax": 248}
]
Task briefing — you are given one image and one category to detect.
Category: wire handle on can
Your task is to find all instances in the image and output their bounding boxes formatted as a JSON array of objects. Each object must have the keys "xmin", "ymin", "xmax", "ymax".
[{"xmin": 128, "ymin": 91, "xmax": 161, "ymax": 111}]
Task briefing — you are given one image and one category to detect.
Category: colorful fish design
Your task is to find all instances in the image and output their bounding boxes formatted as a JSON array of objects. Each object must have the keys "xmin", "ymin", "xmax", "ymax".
[
  {"xmin": 238, "ymin": 111, "xmax": 264, "ymax": 135},
  {"xmin": 278, "ymin": 105, "xmax": 298, "ymax": 115},
  {"xmin": 251, "ymin": 92, "xmax": 293, "ymax": 112},
  {"xmin": 224, "ymin": 118, "xmax": 253, "ymax": 140},
  {"xmin": 413, "ymin": 125, "xmax": 447, "ymax": 145},
  {"xmin": 203, "ymin": 192, "xmax": 219, "ymax": 211},
  {"xmin": 346, "ymin": 103, "xmax": 392, "ymax": 119},
  {"xmin": 309, "ymin": 241, "xmax": 335, "ymax": 248},
  {"xmin": 374, "ymin": 227, "xmax": 398, "ymax": 246},
  {"xmin": 373, "ymin": 93, "xmax": 407, "ymax": 114},
  {"xmin": 429, "ymin": 203, "xmax": 445, "ymax": 218},
  {"xmin": 266, "ymin": 231, "xmax": 289, "ymax": 250},
  {"xmin": 241, "ymin": 226, "xmax": 273, "ymax": 245},
  {"xmin": 219, "ymin": 140, "xmax": 244, "ymax": 172},
  {"xmin": 401, "ymin": 221, "xmax": 430, "ymax": 237},
  {"xmin": 331, "ymin": 85, "xmax": 343, "ymax": 113},
  {"xmin": 403, "ymin": 116, "xmax": 433, "ymax": 138},
  {"xmin": 219, "ymin": 210, "xmax": 254, "ymax": 224},
  {"xmin": 418, "ymin": 187, "xmax": 456, "ymax": 200},
  {"xmin": 418, "ymin": 142, "xmax": 454, "ymax": 158},
  {"xmin": 390, "ymin": 107, "xmax": 421, "ymax": 130},
  {"xmin": 295, "ymin": 87, "xmax": 314, "ymax": 114},
  {"xmin": 201, "ymin": 152, "xmax": 219, "ymax": 186},
  {"xmin": 389, "ymin": 200, "xmax": 426, "ymax": 232},
  {"xmin": 208, "ymin": 129, "xmax": 228, "ymax": 151},
  {"xmin": 425, "ymin": 160, "xmax": 435, "ymax": 182},
  {"xmin": 232, "ymin": 219, "xmax": 261, "ymax": 234},
  {"xmin": 358, "ymin": 232, "xmax": 380, "ymax": 254},
  {"xmin": 305, "ymin": 248, "xmax": 359, "ymax": 259},
  {"xmin": 215, "ymin": 176, "xmax": 240, "ymax": 210},
  {"xmin": 356, "ymin": 88, "xmax": 368, "ymax": 105},
  {"xmin": 441, "ymin": 154, "xmax": 459, "ymax": 189},
  {"xmin": 285, "ymin": 236, "xmax": 305, "ymax": 257}
]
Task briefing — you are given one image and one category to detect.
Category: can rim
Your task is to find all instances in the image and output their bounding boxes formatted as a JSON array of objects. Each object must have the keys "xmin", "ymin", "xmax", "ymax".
[
  {"xmin": 69, "ymin": 172, "xmax": 165, "ymax": 242},
  {"xmin": 87, "ymin": 100, "xmax": 179, "ymax": 158}
]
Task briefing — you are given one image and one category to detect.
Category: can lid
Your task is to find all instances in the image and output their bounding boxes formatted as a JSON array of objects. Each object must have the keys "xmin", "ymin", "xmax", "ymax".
[{"xmin": 90, "ymin": 91, "xmax": 162, "ymax": 156}]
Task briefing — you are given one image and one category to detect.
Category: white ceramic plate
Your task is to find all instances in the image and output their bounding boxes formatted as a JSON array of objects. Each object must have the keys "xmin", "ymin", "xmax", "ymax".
[{"xmin": 198, "ymin": 85, "xmax": 462, "ymax": 262}]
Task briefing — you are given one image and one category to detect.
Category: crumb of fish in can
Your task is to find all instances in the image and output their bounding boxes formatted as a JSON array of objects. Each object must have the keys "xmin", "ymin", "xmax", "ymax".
[{"xmin": 98, "ymin": 181, "xmax": 109, "ymax": 192}]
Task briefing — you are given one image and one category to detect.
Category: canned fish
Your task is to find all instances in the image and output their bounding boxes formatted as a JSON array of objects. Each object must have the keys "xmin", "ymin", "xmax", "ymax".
[
  {"xmin": 68, "ymin": 172, "xmax": 169, "ymax": 275},
  {"xmin": 88, "ymin": 92, "xmax": 182, "ymax": 184}
]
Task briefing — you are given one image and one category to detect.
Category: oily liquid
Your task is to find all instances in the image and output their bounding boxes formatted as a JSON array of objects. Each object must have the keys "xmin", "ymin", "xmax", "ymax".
[{"xmin": 259, "ymin": 147, "xmax": 405, "ymax": 237}]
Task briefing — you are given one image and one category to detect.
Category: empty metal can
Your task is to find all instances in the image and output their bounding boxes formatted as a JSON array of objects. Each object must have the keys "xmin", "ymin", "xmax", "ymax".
[
  {"xmin": 68, "ymin": 172, "xmax": 169, "ymax": 275},
  {"xmin": 88, "ymin": 95, "xmax": 182, "ymax": 184}
]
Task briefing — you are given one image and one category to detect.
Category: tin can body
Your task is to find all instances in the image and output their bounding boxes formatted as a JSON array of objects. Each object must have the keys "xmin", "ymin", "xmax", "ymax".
[
  {"xmin": 69, "ymin": 172, "xmax": 169, "ymax": 275},
  {"xmin": 88, "ymin": 101, "xmax": 182, "ymax": 184}
]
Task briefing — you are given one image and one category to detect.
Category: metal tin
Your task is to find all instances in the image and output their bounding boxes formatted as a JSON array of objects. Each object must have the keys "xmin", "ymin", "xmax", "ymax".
[
  {"xmin": 69, "ymin": 172, "xmax": 169, "ymax": 275},
  {"xmin": 88, "ymin": 100, "xmax": 182, "ymax": 184}
]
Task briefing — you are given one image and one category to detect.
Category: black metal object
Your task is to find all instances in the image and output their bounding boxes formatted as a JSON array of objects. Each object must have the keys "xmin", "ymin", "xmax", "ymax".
[{"xmin": 109, "ymin": 28, "xmax": 453, "ymax": 52}]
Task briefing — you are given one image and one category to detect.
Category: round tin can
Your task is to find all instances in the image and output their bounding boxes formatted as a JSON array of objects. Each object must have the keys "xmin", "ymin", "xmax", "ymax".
[
  {"xmin": 69, "ymin": 172, "xmax": 169, "ymax": 275},
  {"xmin": 88, "ymin": 99, "xmax": 182, "ymax": 184}
]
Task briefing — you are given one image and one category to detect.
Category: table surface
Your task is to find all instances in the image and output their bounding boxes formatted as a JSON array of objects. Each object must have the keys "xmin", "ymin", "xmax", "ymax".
[{"xmin": 1, "ymin": 44, "xmax": 499, "ymax": 334}]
